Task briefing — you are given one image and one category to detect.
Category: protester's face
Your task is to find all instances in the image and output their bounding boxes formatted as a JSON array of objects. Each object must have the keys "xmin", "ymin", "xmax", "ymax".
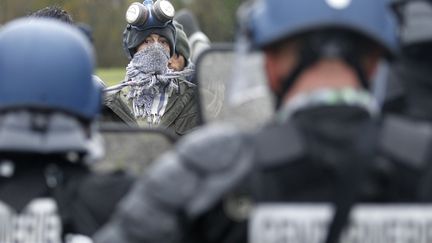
[
  {"xmin": 137, "ymin": 33, "xmax": 170, "ymax": 54},
  {"xmin": 168, "ymin": 53, "xmax": 186, "ymax": 71}
]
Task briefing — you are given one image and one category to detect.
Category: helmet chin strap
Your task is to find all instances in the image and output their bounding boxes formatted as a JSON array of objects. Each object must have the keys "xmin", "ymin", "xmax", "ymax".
[{"xmin": 275, "ymin": 33, "xmax": 369, "ymax": 109}]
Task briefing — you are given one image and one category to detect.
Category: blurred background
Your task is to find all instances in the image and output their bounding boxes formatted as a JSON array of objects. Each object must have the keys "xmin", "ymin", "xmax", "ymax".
[{"xmin": 0, "ymin": 0, "xmax": 242, "ymax": 84}]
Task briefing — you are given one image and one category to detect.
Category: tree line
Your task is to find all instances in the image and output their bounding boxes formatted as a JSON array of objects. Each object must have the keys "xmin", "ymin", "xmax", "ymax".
[{"xmin": 0, "ymin": 0, "xmax": 242, "ymax": 67}]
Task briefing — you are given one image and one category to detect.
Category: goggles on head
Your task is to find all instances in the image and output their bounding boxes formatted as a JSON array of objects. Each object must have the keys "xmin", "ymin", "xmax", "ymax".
[{"xmin": 126, "ymin": 0, "xmax": 175, "ymax": 30}]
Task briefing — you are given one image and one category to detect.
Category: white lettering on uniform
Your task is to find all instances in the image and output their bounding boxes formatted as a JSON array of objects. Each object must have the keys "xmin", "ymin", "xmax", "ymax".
[
  {"xmin": 0, "ymin": 199, "xmax": 61, "ymax": 243},
  {"xmin": 250, "ymin": 204, "xmax": 432, "ymax": 243}
]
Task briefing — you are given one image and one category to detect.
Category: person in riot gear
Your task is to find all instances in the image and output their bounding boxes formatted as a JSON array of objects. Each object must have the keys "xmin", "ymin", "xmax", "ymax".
[
  {"xmin": 105, "ymin": 0, "xmax": 199, "ymax": 135},
  {"xmin": 0, "ymin": 18, "xmax": 134, "ymax": 242},
  {"xmin": 94, "ymin": 0, "xmax": 399, "ymax": 243}
]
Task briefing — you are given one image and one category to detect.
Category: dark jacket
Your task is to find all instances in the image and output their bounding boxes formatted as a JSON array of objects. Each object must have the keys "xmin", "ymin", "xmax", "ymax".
[
  {"xmin": 102, "ymin": 90, "xmax": 138, "ymax": 126},
  {"xmin": 104, "ymin": 79, "xmax": 200, "ymax": 135}
]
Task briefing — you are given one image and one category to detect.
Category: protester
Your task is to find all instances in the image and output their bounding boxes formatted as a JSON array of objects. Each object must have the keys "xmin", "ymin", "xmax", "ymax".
[{"xmin": 105, "ymin": 0, "xmax": 199, "ymax": 135}]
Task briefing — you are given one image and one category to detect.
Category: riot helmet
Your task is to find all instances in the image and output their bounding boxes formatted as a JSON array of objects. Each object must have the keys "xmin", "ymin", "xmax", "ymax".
[
  {"xmin": 248, "ymin": 0, "xmax": 398, "ymax": 55},
  {"xmin": 0, "ymin": 18, "xmax": 100, "ymax": 120},
  {"xmin": 123, "ymin": 0, "xmax": 176, "ymax": 59},
  {"xmin": 0, "ymin": 18, "xmax": 103, "ymax": 161},
  {"xmin": 230, "ymin": 0, "xmax": 399, "ymax": 108}
]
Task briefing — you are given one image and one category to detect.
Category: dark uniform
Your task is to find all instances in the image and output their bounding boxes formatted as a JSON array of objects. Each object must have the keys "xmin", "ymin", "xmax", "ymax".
[{"xmin": 0, "ymin": 19, "xmax": 134, "ymax": 242}]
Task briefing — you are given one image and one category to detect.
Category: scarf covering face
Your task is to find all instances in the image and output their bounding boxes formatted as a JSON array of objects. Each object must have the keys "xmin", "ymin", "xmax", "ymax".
[{"xmin": 125, "ymin": 43, "xmax": 178, "ymax": 125}]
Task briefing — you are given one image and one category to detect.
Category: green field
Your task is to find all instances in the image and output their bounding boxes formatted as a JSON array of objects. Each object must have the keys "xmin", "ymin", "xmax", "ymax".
[{"xmin": 96, "ymin": 68, "xmax": 126, "ymax": 86}]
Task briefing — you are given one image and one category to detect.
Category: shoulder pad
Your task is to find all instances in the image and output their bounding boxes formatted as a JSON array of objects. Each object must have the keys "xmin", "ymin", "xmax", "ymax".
[
  {"xmin": 116, "ymin": 191, "xmax": 181, "ymax": 243},
  {"xmin": 177, "ymin": 124, "xmax": 250, "ymax": 173},
  {"xmin": 95, "ymin": 154, "xmax": 185, "ymax": 243},
  {"xmin": 175, "ymin": 124, "xmax": 254, "ymax": 217},
  {"xmin": 254, "ymin": 122, "xmax": 306, "ymax": 168},
  {"xmin": 104, "ymin": 124, "xmax": 254, "ymax": 235},
  {"xmin": 380, "ymin": 115, "xmax": 432, "ymax": 168},
  {"xmin": 145, "ymin": 151, "xmax": 201, "ymax": 209}
]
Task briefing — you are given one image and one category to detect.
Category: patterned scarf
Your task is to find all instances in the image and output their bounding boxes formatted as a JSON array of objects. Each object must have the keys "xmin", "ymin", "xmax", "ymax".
[{"xmin": 124, "ymin": 44, "xmax": 178, "ymax": 125}]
